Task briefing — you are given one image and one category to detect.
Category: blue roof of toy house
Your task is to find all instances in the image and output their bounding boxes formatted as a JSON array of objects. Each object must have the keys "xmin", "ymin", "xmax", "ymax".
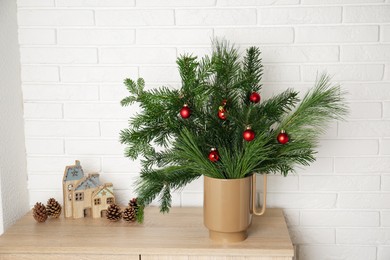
[
  {"xmin": 64, "ymin": 165, "xmax": 84, "ymax": 181},
  {"xmin": 75, "ymin": 174, "xmax": 100, "ymax": 191}
]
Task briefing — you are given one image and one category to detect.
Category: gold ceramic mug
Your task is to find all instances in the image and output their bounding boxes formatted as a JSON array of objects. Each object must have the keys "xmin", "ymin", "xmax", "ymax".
[{"xmin": 203, "ymin": 174, "xmax": 267, "ymax": 242}]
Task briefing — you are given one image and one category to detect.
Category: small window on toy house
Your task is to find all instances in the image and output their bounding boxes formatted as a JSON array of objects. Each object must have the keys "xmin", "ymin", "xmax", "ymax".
[
  {"xmin": 68, "ymin": 194, "xmax": 72, "ymax": 201},
  {"xmin": 107, "ymin": 197, "xmax": 114, "ymax": 204},
  {"xmin": 75, "ymin": 192, "xmax": 84, "ymax": 201},
  {"xmin": 67, "ymin": 184, "xmax": 73, "ymax": 191},
  {"xmin": 94, "ymin": 198, "xmax": 101, "ymax": 205}
]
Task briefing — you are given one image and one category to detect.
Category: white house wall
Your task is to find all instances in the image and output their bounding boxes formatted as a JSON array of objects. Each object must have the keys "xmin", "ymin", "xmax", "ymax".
[
  {"xmin": 15, "ymin": 1, "xmax": 390, "ymax": 259},
  {"xmin": 0, "ymin": 0, "xmax": 29, "ymax": 235}
]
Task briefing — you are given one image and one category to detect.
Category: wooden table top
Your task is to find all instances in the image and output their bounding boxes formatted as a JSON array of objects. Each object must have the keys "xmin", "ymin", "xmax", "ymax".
[{"xmin": 0, "ymin": 207, "xmax": 294, "ymax": 257}]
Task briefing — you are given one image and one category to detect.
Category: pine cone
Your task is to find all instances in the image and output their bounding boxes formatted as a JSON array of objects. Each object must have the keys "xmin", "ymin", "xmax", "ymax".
[
  {"xmin": 129, "ymin": 198, "xmax": 138, "ymax": 209},
  {"xmin": 33, "ymin": 202, "xmax": 48, "ymax": 223},
  {"xmin": 46, "ymin": 198, "xmax": 62, "ymax": 218},
  {"xmin": 106, "ymin": 204, "xmax": 122, "ymax": 222},
  {"xmin": 123, "ymin": 207, "xmax": 136, "ymax": 222},
  {"xmin": 129, "ymin": 198, "xmax": 139, "ymax": 210}
]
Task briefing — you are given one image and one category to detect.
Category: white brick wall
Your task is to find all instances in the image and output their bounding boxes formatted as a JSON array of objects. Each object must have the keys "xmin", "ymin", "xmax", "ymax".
[{"xmin": 16, "ymin": 0, "xmax": 390, "ymax": 259}]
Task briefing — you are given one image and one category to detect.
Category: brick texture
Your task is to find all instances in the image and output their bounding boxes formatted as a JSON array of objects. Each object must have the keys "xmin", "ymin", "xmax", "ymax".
[{"xmin": 17, "ymin": 1, "xmax": 389, "ymax": 259}]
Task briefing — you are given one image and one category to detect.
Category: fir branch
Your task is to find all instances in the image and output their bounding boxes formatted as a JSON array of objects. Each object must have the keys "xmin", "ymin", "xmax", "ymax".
[
  {"xmin": 120, "ymin": 96, "xmax": 137, "ymax": 107},
  {"xmin": 160, "ymin": 185, "xmax": 172, "ymax": 213},
  {"xmin": 136, "ymin": 205, "xmax": 144, "ymax": 224},
  {"xmin": 197, "ymin": 55, "xmax": 214, "ymax": 85},
  {"xmin": 135, "ymin": 176, "xmax": 164, "ymax": 209},
  {"xmin": 177, "ymin": 54, "xmax": 199, "ymax": 93},
  {"xmin": 120, "ymin": 41, "xmax": 348, "ymax": 221},
  {"xmin": 135, "ymin": 165, "xmax": 201, "ymax": 214},
  {"xmin": 124, "ymin": 78, "xmax": 137, "ymax": 94},
  {"xmin": 260, "ymin": 89, "xmax": 300, "ymax": 123},
  {"xmin": 211, "ymin": 39, "xmax": 241, "ymax": 92},
  {"xmin": 240, "ymin": 46, "xmax": 263, "ymax": 92},
  {"xmin": 137, "ymin": 78, "xmax": 145, "ymax": 91},
  {"xmin": 121, "ymin": 78, "xmax": 145, "ymax": 105}
]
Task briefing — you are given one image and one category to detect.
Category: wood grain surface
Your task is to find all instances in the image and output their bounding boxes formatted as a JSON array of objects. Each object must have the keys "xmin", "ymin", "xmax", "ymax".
[{"xmin": 0, "ymin": 207, "xmax": 294, "ymax": 259}]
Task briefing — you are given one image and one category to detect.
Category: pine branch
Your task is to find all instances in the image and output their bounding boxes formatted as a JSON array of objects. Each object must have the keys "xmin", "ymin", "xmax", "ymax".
[
  {"xmin": 120, "ymin": 41, "xmax": 348, "ymax": 221},
  {"xmin": 262, "ymin": 137, "xmax": 316, "ymax": 176},
  {"xmin": 280, "ymin": 73, "xmax": 348, "ymax": 135},
  {"xmin": 175, "ymin": 128, "xmax": 225, "ymax": 179},
  {"xmin": 218, "ymin": 131, "xmax": 272, "ymax": 179},
  {"xmin": 260, "ymin": 73, "xmax": 348, "ymax": 175}
]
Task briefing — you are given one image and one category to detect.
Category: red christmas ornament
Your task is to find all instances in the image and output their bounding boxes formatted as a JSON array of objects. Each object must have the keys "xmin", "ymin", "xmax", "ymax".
[
  {"xmin": 249, "ymin": 92, "xmax": 261, "ymax": 103},
  {"xmin": 277, "ymin": 130, "xmax": 289, "ymax": 144},
  {"xmin": 218, "ymin": 106, "xmax": 227, "ymax": 120},
  {"xmin": 180, "ymin": 104, "xmax": 191, "ymax": 119},
  {"xmin": 243, "ymin": 126, "xmax": 255, "ymax": 142},
  {"xmin": 208, "ymin": 148, "xmax": 219, "ymax": 162}
]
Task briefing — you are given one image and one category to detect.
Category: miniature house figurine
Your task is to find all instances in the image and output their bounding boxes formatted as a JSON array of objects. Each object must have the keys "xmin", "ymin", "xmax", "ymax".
[{"xmin": 62, "ymin": 160, "xmax": 115, "ymax": 219}]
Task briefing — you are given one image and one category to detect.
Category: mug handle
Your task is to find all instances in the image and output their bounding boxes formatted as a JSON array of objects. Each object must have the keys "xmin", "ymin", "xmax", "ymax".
[{"xmin": 252, "ymin": 173, "xmax": 267, "ymax": 216}]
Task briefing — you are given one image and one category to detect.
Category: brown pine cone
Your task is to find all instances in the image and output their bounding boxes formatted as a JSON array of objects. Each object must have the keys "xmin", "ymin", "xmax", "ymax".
[
  {"xmin": 129, "ymin": 198, "xmax": 138, "ymax": 208},
  {"xmin": 123, "ymin": 207, "xmax": 136, "ymax": 222},
  {"xmin": 46, "ymin": 198, "xmax": 62, "ymax": 218},
  {"xmin": 106, "ymin": 204, "xmax": 122, "ymax": 222},
  {"xmin": 33, "ymin": 202, "xmax": 48, "ymax": 223}
]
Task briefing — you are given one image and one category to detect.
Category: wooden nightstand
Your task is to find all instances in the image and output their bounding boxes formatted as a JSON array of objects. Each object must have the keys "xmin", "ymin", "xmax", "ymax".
[{"xmin": 0, "ymin": 207, "xmax": 294, "ymax": 260}]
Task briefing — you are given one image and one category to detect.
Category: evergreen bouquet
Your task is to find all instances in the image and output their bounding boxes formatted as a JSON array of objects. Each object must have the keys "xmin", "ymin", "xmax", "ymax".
[{"xmin": 120, "ymin": 41, "xmax": 347, "ymax": 222}]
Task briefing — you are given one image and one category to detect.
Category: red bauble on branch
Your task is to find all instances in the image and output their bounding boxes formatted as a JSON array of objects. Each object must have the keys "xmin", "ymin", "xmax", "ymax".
[
  {"xmin": 243, "ymin": 126, "xmax": 255, "ymax": 142},
  {"xmin": 218, "ymin": 106, "xmax": 227, "ymax": 120},
  {"xmin": 218, "ymin": 99, "xmax": 228, "ymax": 120},
  {"xmin": 180, "ymin": 104, "xmax": 191, "ymax": 119},
  {"xmin": 277, "ymin": 130, "xmax": 289, "ymax": 144},
  {"xmin": 208, "ymin": 148, "xmax": 219, "ymax": 162},
  {"xmin": 249, "ymin": 92, "xmax": 261, "ymax": 103}
]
